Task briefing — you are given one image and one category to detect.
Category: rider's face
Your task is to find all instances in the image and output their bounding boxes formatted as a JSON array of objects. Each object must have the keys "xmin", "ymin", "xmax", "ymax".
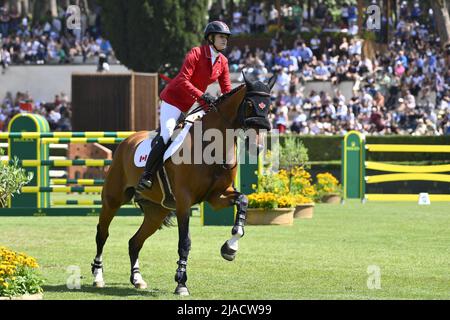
[{"xmin": 212, "ymin": 34, "xmax": 229, "ymax": 51}]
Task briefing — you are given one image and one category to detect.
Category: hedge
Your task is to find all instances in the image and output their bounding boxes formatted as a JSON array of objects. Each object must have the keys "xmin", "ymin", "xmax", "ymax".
[{"xmin": 275, "ymin": 135, "xmax": 450, "ymax": 162}]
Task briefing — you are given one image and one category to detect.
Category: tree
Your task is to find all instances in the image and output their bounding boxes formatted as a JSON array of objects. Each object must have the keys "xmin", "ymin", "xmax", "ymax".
[
  {"xmin": 430, "ymin": 0, "xmax": 450, "ymax": 48},
  {"xmin": 97, "ymin": 0, "xmax": 208, "ymax": 74}
]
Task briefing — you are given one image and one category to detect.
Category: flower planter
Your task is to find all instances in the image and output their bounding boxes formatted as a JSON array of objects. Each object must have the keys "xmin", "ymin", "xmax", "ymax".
[
  {"xmin": 0, "ymin": 293, "xmax": 43, "ymax": 300},
  {"xmin": 294, "ymin": 203, "xmax": 315, "ymax": 219},
  {"xmin": 246, "ymin": 208, "xmax": 294, "ymax": 225},
  {"xmin": 322, "ymin": 194, "xmax": 341, "ymax": 204}
]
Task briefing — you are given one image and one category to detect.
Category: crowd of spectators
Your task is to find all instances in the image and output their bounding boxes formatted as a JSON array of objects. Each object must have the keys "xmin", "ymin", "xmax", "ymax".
[
  {"xmin": 0, "ymin": 3, "xmax": 114, "ymax": 72},
  {"xmin": 0, "ymin": 91, "xmax": 72, "ymax": 131},
  {"xmin": 210, "ymin": 0, "xmax": 360, "ymax": 36},
  {"xmin": 1, "ymin": 2, "xmax": 449, "ymax": 136},
  {"xmin": 224, "ymin": 2, "xmax": 450, "ymax": 136}
]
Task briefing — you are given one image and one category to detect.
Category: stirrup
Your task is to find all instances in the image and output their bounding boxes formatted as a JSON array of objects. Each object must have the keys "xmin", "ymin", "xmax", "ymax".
[{"xmin": 136, "ymin": 178, "xmax": 153, "ymax": 192}]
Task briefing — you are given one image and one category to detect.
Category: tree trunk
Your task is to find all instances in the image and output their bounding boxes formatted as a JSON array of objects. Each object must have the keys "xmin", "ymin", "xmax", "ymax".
[
  {"xmin": 23, "ymin": 0, "xmax": 31, "ymax": 15},
  {"xmin": 307, "ymin": 0, "xmax": 311, "ymax": 22},
  {"xmin": 357, "ymin": 0, "xmax": 364, "ymax": 36},
  {"xmin": 49, "ymin": 0, "xmax": 57, "ymax": 17},
  {"xmin": 385, "ymin": 0, "xmax": 390, "ymax": 44},
  {"xmin": 431, "ymin": 0, "xmax": 450, "ymax": 48},
  {"xmin": 228, "ymin": 0, "xmax": 233, "ymax": 23},
  {"xmin": 275, "ymin": 0, "xmax": 281, "ymax": 29},
  {"xmin": 9, "ymin": 0, "xmax": 20, "ymax": 10},
  {"xmin": 393, "ymin": 0, "xmax": 398, "ymax": 26},
  {"xmin": 32, "ymin": 0, "xmax": 45, "ymax": 24}
]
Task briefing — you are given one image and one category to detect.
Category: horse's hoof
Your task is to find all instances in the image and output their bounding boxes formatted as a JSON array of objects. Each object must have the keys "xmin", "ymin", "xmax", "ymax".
[
  {"xmin": 93, "ymin": 281, "xmax": 105, "ymax": 288},
  {"xmin": 221, "ymin": 241, "xmax": 237, "ymax": 261},
  {"xmin": 174, "ymin": 284, "xmax": 190, "ymax": 296},
  {"xmin": 130, "ymin": 273, "xmax": 148, "ymax": 289},
  {"xmin": 133, "ymin": 280, "xmax": 148, "ymax": 289}
]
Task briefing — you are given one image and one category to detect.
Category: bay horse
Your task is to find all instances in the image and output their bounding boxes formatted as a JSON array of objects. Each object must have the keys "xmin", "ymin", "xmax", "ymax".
[{"xmin": 91, "ymin": 73, "xmax": 276, "ymax": 295}]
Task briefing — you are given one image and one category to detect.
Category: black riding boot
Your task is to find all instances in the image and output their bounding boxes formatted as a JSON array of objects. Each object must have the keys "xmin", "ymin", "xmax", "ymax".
[{"xmin": 136, "ymin": 136, "xmax": 167, "ymax": 192}]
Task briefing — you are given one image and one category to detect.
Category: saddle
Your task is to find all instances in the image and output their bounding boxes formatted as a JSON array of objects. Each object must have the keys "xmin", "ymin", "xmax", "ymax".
[{"xmin": 136, "ymin": 109, "xmax": 205, "ymax": 211}]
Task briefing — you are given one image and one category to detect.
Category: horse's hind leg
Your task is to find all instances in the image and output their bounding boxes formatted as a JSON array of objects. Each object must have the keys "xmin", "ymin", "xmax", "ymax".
[{"xmin": 128, "ymin": 202, "xmax": 170, "ymax": 289}]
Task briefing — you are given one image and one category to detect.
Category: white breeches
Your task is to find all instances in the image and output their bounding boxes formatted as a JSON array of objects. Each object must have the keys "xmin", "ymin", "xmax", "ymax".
[{"xmin": 160, "ymin": 100, "xmax": 182, "ymax": 144}]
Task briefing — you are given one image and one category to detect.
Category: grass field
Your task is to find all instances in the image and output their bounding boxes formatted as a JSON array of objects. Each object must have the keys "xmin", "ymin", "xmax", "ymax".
[{"xmin": 0, "ymin": 201, "xmax": 449, "ymax": 300}]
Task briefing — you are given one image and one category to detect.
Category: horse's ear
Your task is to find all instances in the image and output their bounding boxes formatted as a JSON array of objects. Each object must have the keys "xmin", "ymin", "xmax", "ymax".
[
  {"xmin": 267, "ymin": 74, "xmax": 276, "ymax": 91},
  {"xmin": 242, "ymin": 71, "xmax": 250, "ymax": 85}
]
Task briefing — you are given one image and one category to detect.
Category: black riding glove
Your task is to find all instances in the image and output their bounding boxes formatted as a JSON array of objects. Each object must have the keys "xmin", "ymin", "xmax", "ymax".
[{"xmin": 200, "ymin": 93, "xmax": 217, "ymax": 107}]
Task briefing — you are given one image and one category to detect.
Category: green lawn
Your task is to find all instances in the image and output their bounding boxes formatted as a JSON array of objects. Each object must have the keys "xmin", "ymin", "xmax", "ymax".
[{"xmin": 1, "ymin": 201, "xmax": 449, "ymax": 300}]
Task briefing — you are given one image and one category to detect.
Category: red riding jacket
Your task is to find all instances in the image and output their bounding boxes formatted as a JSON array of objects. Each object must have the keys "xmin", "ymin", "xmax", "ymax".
[{"xmin": 160, "ymin": 44, "xmax": 232, "ymax": 112}]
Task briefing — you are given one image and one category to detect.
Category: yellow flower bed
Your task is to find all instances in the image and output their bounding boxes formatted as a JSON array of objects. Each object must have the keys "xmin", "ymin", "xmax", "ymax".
[
  {"xmin": 314, "ymin": 172, "xmax": 342, "ymax": 201},
  {"xmin": 248, "ymin": 192, "xmax": 297, "ymax": 209},
  {"xmin": 294, "ymin": 194, "xmax": 315, "ymax": 205},
  {"xmin": 0, "ymin": 246, "xmax": 44, "ymax": 297},
  {"xmin": 290, "ymin": 166, "xmax": 317, "ymax": 199},
  {"xmin": 248, "ymin": 166, "xmax": 316, "ymax": 209}
]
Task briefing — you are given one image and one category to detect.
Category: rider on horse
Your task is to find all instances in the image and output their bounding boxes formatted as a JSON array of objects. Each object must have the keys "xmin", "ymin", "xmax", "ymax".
[{"xmin": 136, "ymin": 21, "xmax": 233, "ymax": 193}]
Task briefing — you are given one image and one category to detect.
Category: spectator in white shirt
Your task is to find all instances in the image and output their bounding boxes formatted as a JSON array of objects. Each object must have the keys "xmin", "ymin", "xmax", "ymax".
[
  {"xmin": 274, "ymin": 68, "xmax": 290, "ymax": 94},
  {"xmin": 314, "ymin": 61, "xmax": 330, "ymax": 81},
  {"xmin": 337, "ymin": 101, "xmax": 348, "ymax": 120},
  {"xmin": 269, "ymin": 5, "xmax": 279, "ymax": 25},
  {"xmin": 0, "ymin": 47, "xmax": 11, "ymax": 74}
]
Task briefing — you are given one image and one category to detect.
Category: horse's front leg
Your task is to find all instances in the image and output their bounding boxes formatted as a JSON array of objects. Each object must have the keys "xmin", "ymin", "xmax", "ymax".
[
  {"xmin": 221, "ymin": 192, "xmax": 247, "ymax": 261},
  {"xmin": 209, "ymin": 187, "xmax": 248, "ymax": 261},
  {"xmin": 174, "ymin": 210, "xmax": 191, "ymax": 296}
]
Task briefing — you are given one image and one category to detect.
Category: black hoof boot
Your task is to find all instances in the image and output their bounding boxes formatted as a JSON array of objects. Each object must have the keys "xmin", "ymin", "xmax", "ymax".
[
  {"xmin": 221, "ymin": 241, "xmax": 237, "ymax": 261},
  {"xmin": 174, "ymin": 283, "xmax": 190, "ymax": 296}
]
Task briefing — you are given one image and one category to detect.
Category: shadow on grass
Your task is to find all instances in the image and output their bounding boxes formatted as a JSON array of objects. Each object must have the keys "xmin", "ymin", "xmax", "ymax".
[{"xmin": 43, "ymin": 283, "xmax": 170, "ymax": 298}]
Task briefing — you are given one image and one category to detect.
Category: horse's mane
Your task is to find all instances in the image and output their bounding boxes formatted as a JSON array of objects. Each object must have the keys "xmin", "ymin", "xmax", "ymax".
[{"xmin": 215, "ymin": 83, "xmax": 246, "ymax": 106}]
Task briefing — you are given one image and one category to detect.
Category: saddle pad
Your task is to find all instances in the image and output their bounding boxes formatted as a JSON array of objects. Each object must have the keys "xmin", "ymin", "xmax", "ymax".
[{"xmin": 133, "ymin": 110, "xmax": 204, "ymax": 167}]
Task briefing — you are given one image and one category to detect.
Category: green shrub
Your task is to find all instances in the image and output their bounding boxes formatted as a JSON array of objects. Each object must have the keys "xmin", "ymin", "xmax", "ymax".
[
  {"xmin": 270, "ymin": 135, "xmax": 450, "ymax": 162},
  {"xmin": 0, "ymin": 149, "xmax": 33, "ymax": 208},
  {"xmin": 279, "ymin": 136, "xmax": 309, "ymax": 170}
]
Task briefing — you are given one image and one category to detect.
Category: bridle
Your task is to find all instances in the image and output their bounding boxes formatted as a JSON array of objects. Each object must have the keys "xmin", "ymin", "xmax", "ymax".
[
  {"xmin": 207, "ymin": 89, "xmax": 271, "ymax": 131},
  {"xmin": 183, "ymin": 86, "xmax": 271, "ymax": 170},
  {"xmin": 184, "ymin": 86, "xmax": 270, "ymax": 129}
]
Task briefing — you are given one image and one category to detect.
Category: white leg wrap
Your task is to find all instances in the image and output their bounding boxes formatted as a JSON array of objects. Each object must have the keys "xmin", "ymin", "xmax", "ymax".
[
  {"xmin": 133, "ymin": 272, "xmax": 144, "ymax": 284},
  {"xmin": 227, "ymin": 226, "xmax": 244, "ymax": 251},
  {"xmin": 92, "ymin": 255, "xmax": 104, "ymax": 285},
  {"xmin": 93, "ymin": 268, "xmax": 104, "ymax": 282},
  {"xmin": 131, "ymin": 260, "xmax": 145, "ymax": 285}
]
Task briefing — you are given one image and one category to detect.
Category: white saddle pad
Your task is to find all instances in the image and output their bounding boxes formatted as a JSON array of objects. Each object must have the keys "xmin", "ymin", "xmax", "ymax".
[{"xmin": 133, "ymin": 110, "xmax": 204, "ymax": 167}]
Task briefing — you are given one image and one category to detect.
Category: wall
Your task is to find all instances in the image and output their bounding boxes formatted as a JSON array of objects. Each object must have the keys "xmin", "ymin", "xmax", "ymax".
[
  {"xmin": 0, "ymin": 64, "xmax": 130, "ymax": 103},
  {"xmin": 71, "ymin": 73, "xmax": 159, "ymax": 132}
]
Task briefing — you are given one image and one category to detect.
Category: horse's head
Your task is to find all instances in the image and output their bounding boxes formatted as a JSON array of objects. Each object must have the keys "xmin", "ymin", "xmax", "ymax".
[{"xmin": 238, "ymin": 72, "xmax": 276, "ymax": 132}]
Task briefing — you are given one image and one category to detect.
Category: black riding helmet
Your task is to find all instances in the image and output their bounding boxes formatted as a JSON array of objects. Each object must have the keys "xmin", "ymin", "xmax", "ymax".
[{"xmin": 204, "ymin": 21, "xmax": 231, "ymax": 52}]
